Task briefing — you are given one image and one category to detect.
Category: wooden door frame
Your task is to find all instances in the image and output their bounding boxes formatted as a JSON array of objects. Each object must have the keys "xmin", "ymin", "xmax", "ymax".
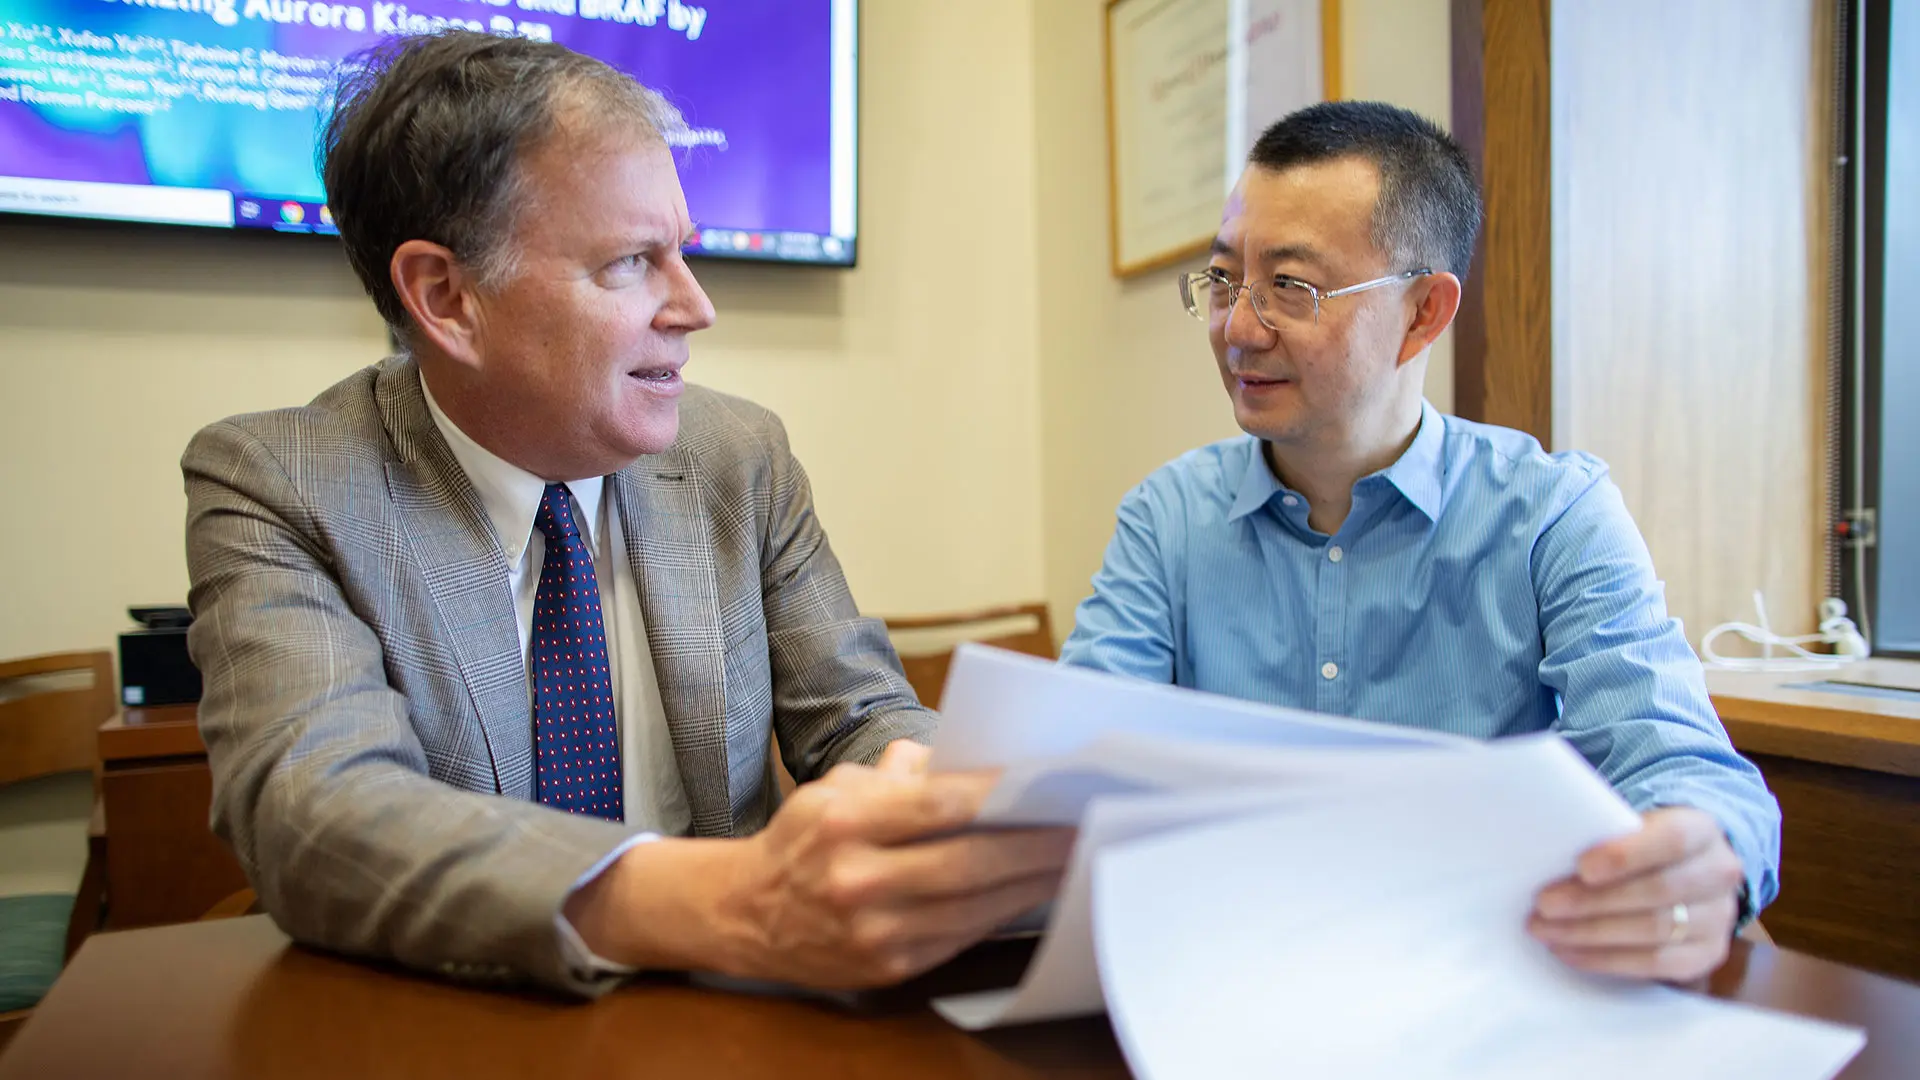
[{"xmin": 1450, "ymin": 0, "xmax": 1553, "ymax": 444}]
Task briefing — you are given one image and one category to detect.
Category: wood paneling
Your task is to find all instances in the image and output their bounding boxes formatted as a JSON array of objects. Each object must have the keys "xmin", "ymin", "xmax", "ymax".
[
  {"xmin": 1450, "ymin": 0, "xmax": 1553, "ymax": 444},
  {"xmin": 1550, "ymin": 0, "xmax": 1831, "ymax": 640},
  {"xmin": 100, "ymin": 760, "xmax": 248, "ymax": 929},
  {"xmin": 1745, "ymin": 752, "xmax": 1920, "ymax": 983}
]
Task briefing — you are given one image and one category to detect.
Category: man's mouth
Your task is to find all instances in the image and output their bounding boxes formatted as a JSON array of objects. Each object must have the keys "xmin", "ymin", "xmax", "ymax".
[
  {"xmin": 1234, "ymin": 372, "xmax": 1292, "ymax": 388},
  {"xmin": 628, "ymin": 365, "xmax": 682, "ymax": 384}
]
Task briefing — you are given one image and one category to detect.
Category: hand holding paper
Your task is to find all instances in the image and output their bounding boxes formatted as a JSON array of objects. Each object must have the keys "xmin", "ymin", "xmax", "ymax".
[
  {"xmin": 1530, "ymin": 806, "xmax": 1747, "ymax": 981},
  {"xmin": 691, "ymin": 753, "xmax": 1071, "ymax": 989}
]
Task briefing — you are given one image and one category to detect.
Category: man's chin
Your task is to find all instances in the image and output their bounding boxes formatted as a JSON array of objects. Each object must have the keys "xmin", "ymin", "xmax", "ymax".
[
  {"xmin": 624, "ymin": 415, "xmax": 682, "ymax": 457},
  {"xmin": 603, "ymin": 397, "xmax": 683, "ymax": 460},
  {"xmin": 1232, "ymin": 401, "xmax": 1305, "ymax": 444}
]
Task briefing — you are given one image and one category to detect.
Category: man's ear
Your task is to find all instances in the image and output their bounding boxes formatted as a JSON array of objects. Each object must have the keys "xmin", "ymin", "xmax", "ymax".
[
  {"xmin": 1398, "ymin": 271, "xmax": 1463, "ymax": 366},
  {"xmin": 391, "ymin": 240, "xmax": 487, "ymax": 370}
]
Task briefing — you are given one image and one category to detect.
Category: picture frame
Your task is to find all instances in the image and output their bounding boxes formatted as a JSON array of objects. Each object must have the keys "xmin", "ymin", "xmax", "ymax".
[{"xmin": 1104, "ymin": 0, "xmax": 1341, "ymax": 277}]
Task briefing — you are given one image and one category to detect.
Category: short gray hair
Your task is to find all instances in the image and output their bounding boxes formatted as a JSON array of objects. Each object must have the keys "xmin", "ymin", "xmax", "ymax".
[{"xmin": 321, "ymin": 30, "xmax": 686, "ymax": 334}]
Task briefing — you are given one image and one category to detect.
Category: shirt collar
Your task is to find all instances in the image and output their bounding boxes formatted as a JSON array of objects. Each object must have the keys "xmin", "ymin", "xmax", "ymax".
[
  {"xmin": 1380, "ymin": 400, "xmax": 1447, "ymax": 522},
  {"xmin": 1228, "ymin": 437, "xmax": 1286, "ymax": 523},
  {"xmin": 1227, "ymin": 400, "xmax": 1448, "ymax": 525},
  {"xmin": 419, "ymin": 372, "xmax": 602, "ymax": 562}
]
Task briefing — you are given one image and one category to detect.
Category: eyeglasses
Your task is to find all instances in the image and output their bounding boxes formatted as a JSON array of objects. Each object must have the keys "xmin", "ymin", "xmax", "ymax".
[{"xmin": 1178, "ymin": 266, "xmax": 1433, "ymax": 330}]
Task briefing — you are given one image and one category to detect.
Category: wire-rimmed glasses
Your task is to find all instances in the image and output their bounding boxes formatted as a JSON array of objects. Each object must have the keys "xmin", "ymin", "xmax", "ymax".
[{"xmin": 1179, "ymin": 266, "xmax": 1432, "ymax": 330}]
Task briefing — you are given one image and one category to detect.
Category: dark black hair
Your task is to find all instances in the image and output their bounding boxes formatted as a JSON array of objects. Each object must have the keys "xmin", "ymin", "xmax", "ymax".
[
  {"xmin": 321, "ymin": 30, "xmax": 680, "ymax": 334},
  {"xmin": 1248, "ymin": 100, "xmax": 1482, "ymax": 278}
]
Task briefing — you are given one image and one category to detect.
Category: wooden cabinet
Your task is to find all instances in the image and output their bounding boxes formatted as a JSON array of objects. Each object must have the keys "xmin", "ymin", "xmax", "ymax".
[
  {"xmin": 1709, "ymin": 661, "xmax": 1920, "ymax": 983},
  {"xmin": 97, "ymin": 706, "xmax": 248, "ymax": 929}
]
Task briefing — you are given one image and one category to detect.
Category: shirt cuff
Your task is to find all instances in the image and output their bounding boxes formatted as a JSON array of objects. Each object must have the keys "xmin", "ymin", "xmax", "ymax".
[{"xmin": 554, "ymin": 832, "xmax": 659, "ymax": 980}]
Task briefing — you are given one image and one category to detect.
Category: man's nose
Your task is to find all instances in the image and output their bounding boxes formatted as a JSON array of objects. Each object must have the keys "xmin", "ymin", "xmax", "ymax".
[
  {"xmin": 1222, "ymin": 288, "xmax": 1276, "ymax": 349},
  {"xmin": 660, "ymin": 258, "xmax": 717, "ymax": 331}
]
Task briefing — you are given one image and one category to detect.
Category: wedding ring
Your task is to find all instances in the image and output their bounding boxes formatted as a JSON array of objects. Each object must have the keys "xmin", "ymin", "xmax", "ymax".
[{"xmin": 1669, "ymin": 902, "xmax": 1691, "ymax": 943}]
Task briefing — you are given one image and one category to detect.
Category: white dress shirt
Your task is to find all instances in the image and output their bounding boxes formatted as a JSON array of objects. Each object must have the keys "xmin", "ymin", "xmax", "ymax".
[{"xmin": 421, "ymin": 375, "xmax": 686, "ymax": 976}]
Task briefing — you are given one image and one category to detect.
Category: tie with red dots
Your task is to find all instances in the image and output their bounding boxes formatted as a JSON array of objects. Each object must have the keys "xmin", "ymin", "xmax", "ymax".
[{"xmin": 530, "ymin": 483, "xmax": 623, "ymax": 822}]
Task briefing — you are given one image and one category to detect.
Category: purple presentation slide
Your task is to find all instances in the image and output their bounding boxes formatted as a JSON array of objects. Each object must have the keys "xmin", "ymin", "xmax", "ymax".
[{"xmin": 0, "ymin": 0, "xmax": 857, "ymax": 263}]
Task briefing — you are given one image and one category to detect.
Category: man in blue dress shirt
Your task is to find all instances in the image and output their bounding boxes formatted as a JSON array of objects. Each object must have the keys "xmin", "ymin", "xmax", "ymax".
[{"xmin": 1059, "ymin": 101, "xmax": 1780, "ymax": 983}]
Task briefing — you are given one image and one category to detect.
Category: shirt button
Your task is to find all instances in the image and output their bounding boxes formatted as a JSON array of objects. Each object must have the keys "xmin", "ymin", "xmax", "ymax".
[
  {"xmin": 1321, "ymin": 661, "xmax": 1339, "ymax": 680},
  {"xmin": 1328, "ymin": 545, "xmax": 1344, "ymax": 563},
  {"xmin": 1281, "ymin": 495, "xmax": 1299, "ymax": 507}
]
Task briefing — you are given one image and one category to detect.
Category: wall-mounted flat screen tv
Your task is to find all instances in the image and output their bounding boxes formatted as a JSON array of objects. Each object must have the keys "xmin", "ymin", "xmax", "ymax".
[{"xmin": 0, "ymin": 0, "xmax": 857, "ymax": 265}]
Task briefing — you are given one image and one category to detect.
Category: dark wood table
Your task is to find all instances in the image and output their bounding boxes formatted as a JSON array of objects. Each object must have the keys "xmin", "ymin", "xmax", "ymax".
[
  {"xmin": 1707, "ymin": 660, "xmax": 1920, "ymax": 982},
  {"xmin": 3, "ymin": 916, "xmax": 1916, "ymax": 1079},
  {"xmin": 96, "ymin": 705, "xmax": 249, "ymax": 929}
]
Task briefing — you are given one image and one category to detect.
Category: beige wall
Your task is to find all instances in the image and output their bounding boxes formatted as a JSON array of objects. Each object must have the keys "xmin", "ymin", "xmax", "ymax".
[
  {"xmin": 0, "ymin": 224, "xmax": 388, "ymax": 661},
  {"xmin": 0, "ymin": 0, "xmax": 1047, "ymax": 662},
  {"xmin": 1035, "ymin": 0, "xmax": 1455, "ymax": 638}
]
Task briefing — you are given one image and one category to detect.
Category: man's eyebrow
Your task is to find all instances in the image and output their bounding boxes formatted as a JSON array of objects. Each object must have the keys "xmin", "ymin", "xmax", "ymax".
[
  {"xmin": 1207, "ymin": 239, "xmax": 1331, "ymax": 274},
  {"xmin": 1258, "ymin": 244, "xmax": 1328, "ymax": 271},
  {"xmin": 607, "ymin": 228, "xmax": 694, "ymax": 254}
]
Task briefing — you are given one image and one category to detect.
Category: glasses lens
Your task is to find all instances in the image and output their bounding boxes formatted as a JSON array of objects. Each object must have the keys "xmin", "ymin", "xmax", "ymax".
[
  {"xmin": 1181, "ymin": 273, "xmax": 1223, "ymax": 320},
  {"xmin": 1262, "ymin": 280, "xmax": 1318, "ymax": 325}
]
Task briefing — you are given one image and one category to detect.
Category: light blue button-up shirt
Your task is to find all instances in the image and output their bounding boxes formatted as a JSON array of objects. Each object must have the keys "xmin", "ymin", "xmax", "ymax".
[{"xmin": 1060, "ymin": 402, "xmax": 1781, "ymax": 912}]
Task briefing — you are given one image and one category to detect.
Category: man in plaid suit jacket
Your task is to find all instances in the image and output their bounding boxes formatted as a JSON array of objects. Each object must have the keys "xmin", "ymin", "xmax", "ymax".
[{"xmin": 182, "ymin": 32, "xmax": 1068, "ymax": 997}]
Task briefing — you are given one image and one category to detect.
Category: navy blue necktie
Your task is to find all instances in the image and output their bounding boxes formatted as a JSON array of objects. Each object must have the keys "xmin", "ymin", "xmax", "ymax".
[{"xmin": 530, "ymin": 483, "xmax": 622, "ymax": 822}]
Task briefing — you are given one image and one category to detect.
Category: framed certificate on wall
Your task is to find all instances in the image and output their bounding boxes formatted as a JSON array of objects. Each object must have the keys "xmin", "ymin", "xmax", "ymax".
[{"xmin": 1105, "ymin": 0, "xmax": 1341, "ymax": 277}]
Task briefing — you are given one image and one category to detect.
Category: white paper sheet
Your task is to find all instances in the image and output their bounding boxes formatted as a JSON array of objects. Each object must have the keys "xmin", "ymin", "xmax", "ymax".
[
  {"xmin": 975, "ymin": 730, "xmax": 1456, "ymax": 826},
  {"xmin": 1090, "ymin": 736, "xmax": 1867, "ymax": 1080},
  {"xmin": 928, "ymin": 646, "xmax": 1465, "ymax": 1030},
  {"xmin": 934, "ymin": 788, "xmax": 1306, "ymax": 1030},
  {"xmin": 930, "ymin": 644, "xmax": 1467, "ymax": 773}
]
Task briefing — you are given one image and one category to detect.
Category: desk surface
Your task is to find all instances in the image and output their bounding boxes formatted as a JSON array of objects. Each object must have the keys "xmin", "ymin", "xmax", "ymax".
[
  {"xmin": 1707, "ymin": 658, "xmax": 1920, "ymax": 778},
  {"xmin": 97, "ymin": 704, "xmax": 205, "ymax": 762},
  {"xmin": 5, "ymin": 917, "xmax": 1917, "ymax": 1080}
]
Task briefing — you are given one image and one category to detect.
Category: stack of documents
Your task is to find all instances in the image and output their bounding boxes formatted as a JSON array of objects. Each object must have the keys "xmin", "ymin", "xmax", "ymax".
[{"xmin": 927, "ymin": 646, "xmax": 1866, "ymax": 1080}]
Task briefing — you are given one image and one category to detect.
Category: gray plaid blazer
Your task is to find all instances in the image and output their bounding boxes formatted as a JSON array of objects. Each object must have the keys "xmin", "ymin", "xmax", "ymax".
[{"xmin": 182, "ymin": 356, "xmax": 934, "ymax": 995}]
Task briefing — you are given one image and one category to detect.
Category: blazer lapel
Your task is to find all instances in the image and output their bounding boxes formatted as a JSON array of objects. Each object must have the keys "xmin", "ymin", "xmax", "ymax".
[
  {"xmin": 376, "ymin": 359, "xmax": 533, "ymax": 799},
  {"xmin": 610, "ymin": 453, "xmax": 733, "ymax": 837}
]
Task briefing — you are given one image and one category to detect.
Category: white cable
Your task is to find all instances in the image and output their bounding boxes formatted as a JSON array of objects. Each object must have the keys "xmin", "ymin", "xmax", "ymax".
[{"xmin": 1701, "ymin": 591, "xmax": 1870, "ymax": 673}]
